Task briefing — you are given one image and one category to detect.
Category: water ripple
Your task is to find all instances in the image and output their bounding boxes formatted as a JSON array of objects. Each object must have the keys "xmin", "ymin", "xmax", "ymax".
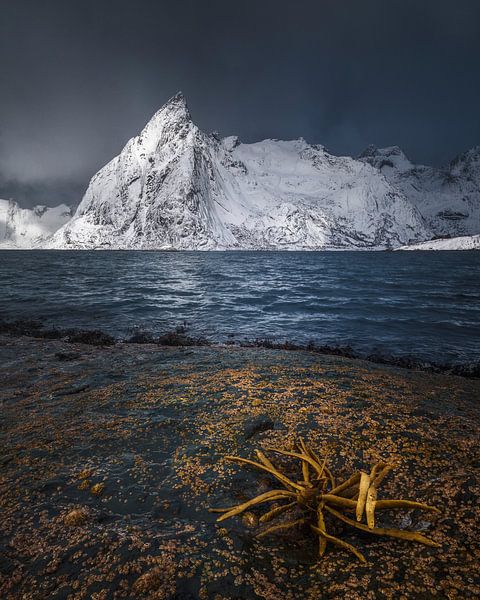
[{"xmin": 0, "ymin": 250, "xmax": 479, "ymax": 364}]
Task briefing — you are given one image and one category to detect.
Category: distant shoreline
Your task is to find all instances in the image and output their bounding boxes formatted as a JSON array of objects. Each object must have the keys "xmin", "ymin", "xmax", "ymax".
[{"xmin": 1, "ymin": 246, "xmax": 478, "ymax": 251}]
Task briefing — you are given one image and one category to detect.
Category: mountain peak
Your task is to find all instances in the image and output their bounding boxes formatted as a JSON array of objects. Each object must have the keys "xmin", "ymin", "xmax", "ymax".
[
  {"xmin": 358, "ymin": 144, "xmax": 378, "ymax": 159},
  {"xmin": 449, "ymin": 145, "xmax": 480, "ymax": 176},
  {"xmin": 359, "ymin": 145, "xmax": 412, "ymax": 172},
  {"xmin": 360, "ymin": 145, "xmax": 408, "ymax": 159},
  {"xmin": 451, "ymin": 145, "xmax": 480, "ymax": 162},
  {"xmin": 151, "ymin": 91, "xmax": 191, "ymax": 123},
  {"xmin": 137, "ymin": 92, "xmax": 193, "ymax": 153},
  {"xmin": 166, "ymin": 91, "xmax": 187, "ymax": 106}
]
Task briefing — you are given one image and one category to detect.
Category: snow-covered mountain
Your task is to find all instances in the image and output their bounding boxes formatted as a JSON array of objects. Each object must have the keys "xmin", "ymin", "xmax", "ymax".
[
  {"xmin": 397, "ymin": 234, "xmax": 480, "ymax": 251},
  {"xmin": 46, "ymin": 93, "xmax": 430, "ymax": 250},
  {"xmin": 0, "ymin": 199, "xmax": 71, "ymax": 248},
  {"xmin": 359, "ymin": 145, "xmax": 480, "ymax": 238}
]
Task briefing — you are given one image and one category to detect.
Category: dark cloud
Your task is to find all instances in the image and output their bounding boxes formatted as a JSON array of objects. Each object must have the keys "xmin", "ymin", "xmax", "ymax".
[{"xmin": 0, "ymin": 0, "xmax": 479, "ymax": 207}]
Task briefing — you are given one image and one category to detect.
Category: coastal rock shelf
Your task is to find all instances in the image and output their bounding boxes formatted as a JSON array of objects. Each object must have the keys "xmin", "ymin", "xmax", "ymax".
[{"xmin": 1, "ymin": 335, "xmax": 479, "ymax": 598}]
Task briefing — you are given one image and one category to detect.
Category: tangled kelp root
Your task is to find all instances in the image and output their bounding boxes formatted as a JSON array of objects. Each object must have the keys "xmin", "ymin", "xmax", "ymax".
[{"xmin": 211, "ymin": 441, "xmax": 440, "ymax": 563}]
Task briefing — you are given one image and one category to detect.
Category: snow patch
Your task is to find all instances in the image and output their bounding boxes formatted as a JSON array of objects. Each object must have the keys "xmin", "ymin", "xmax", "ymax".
[{"xmin": 396, "ymin": 234, "xmax": 480, "ymax": 251}]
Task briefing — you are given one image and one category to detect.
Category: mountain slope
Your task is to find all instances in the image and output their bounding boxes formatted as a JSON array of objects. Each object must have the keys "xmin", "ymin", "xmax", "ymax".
[
  {"xmin": 359, "ymin": 145, "xmax": 480, "ymax": 237},
  {"xmin": 0, "ymin": 199, "xmax": 71, "ymax": 248},
  {"xmin": 46, "ymin": 93, "xmax": 430, "ymax": 250}
]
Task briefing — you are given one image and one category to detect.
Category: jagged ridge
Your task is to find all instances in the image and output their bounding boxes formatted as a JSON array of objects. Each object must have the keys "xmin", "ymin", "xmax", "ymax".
[{"xmin": 359, "ymin": 145, "xmax": 480, "ymax": 238}]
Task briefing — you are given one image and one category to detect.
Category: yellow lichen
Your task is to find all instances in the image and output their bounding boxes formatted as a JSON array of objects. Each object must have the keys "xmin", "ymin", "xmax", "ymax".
[
  {"xmin": 78, "ymin": 468, "xmax": 94, "ymax": 479},
  {"xmin": 90, "ymin": 483, "xmax": 105, "ymax": 495},
  {"xmin": 64, "ymin": 507, "xmax": 89, "ymax": 526}
]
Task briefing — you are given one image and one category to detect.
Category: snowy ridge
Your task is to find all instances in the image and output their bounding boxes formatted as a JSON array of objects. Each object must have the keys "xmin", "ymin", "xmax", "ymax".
[
  {"xmin": 359, "ymin": 145, "xmax": 480, "ymax": 238},
  {"xmin": 0, "ymin": 92, "xmax": 472, "ymax": 251},
  {"xmin": 46, "ymin": 93, "xmax": 430, "ymax": 250},
  {"xmin": 397, "ymin": 234, "xmax": 480, "ymax": 251},
  {"xmin": 0, "ymin": 199, "xmax": 71, "ymax": 248}
]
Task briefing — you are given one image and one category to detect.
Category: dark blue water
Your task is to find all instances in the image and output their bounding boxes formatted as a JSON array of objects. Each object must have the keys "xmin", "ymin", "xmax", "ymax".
[{"xmin": 1, "ymin": 250, "xmax": 479, "ymax": 363}]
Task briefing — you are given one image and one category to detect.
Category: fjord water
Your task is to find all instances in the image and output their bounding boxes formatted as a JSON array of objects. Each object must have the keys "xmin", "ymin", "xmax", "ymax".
[{"xmin": 1, "ymin": 250, "xmax": 478, "ymax": 364}]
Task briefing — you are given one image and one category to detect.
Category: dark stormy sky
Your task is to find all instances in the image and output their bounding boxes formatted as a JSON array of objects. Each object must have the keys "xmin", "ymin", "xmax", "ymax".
[{"xmin": 1, "ymin": 0, "xmax": 479, "ymax": 208}]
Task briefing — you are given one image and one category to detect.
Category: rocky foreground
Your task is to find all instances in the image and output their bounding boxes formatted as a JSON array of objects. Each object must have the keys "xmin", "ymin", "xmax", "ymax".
[{"xmin": 1, "ymin": 335, "xmax": 479, "ymax": 599}]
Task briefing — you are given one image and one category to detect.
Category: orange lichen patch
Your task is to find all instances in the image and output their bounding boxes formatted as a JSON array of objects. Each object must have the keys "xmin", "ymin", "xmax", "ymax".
[
  {"xmin": 63, "ymin": 507, "xmax": 89, "ymax": 526},
  {"xmin": 90, "ymin": 483, "xmax": 105, "ymax": 496},
  {"xmin": 131, "ymin": 556, "xmax": 178, "ymax": 599},
  {"xmin": 78, "ymin": 479, "xmax": 91, "ymax": 490},
  {"xmin": 78, "ymin": 468, "xmax": 94, "ymax": 479},
  {"xmin": 133, "ymin": 568, "xmax": 169, "ymax": 596}
]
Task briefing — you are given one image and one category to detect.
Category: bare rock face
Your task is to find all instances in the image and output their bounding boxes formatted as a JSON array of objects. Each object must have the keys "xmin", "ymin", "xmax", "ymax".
[{"xmin": 46, "ymin": 93, "xmax": 430, "ymax": 250}]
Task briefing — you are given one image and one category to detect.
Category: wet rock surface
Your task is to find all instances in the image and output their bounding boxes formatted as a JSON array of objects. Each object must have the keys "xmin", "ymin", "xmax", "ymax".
[
  {"xmin": 0, "ymin": 334, "xmax": 479, "ymax": 599},
  {"xmin": 243, "ymin": 415, "xmax": 275, "ymax": 439}
]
